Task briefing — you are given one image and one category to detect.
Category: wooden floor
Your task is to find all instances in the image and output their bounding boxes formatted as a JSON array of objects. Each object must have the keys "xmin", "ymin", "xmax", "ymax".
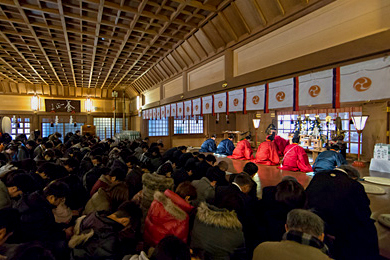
[{"xmin": 214, "ymin": 156, "xmax": 390, "ymax": 259}]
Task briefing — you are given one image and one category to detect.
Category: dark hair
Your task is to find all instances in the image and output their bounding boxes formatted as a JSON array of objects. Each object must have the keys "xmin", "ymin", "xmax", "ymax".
[
  {"xmin": 245, "ymin": 136, "xmax": 251, "ymax": 140},
  {"xmin": 43, "ymin": 181, "xmax": 70, "ymax": 199},
  {"xmin": 178, "ymin": 146, "xmax": 187, "ymax": 151},
  {"xmin": 37, "ymin": 163, "xmax": 66, "ymax": 180},
  {"xmin": 27, "ymin": 140, "xmax": 36, "ymax": 147},
  {"xmin": 108, "ymin": 182, "xmax": 130, "ymax": 212},
  {"xmin": 10, "ymin": 242, "xmax": 55, "ymax": 260},
  {"xmin": 175, "ymin": 182, "xmax": 197, "ymax": 201},
  {"xmin": 11, "ymin": 159, "xmax": 37, "ymax": 173},
  {"xmin": 43, "ymin": 149, "xmax": 55, "ymax": 158},
  {"xmin": 157, "ymin": 143, "xmax": 164, "ymax": 148},
  {"xmin": 64, "ymin": 157, "xmax": 79, "ymax": 170},
  {"xmin": 329, "ymin": 144, "xmax": 340, "ymax": 151},
  {"xmin": 217, "ymin": 161, "xmax": 228, "ymax": 171},
  {"xmin": 292, "ymin": 131, "xmax": 300, "ymax": 144},
  {"xmin": 233, "ymin": 174, "xmax": 253, "ymax": 188},
  {"xmin": 140, "ymin": 143, "xmax": 149, "ymax": 150},
  {"xmin": 275, "ymin": 179, "xmax": 306, "ymax": 209},
  {"xmin": 44, "ymin": 141, "xmax": 53, "ymax": 149},
  {"xmin": 267, "ymin": 132, "xmax": 276, "ymax": 141},
  {"xmin": 243, "ymin": 162, "xmax": 258, "ymax": 176},
  {"xmin": 197, "ymin": 154, "xmax": 205, "ymax": 160},
  {"xmin": 157, "ymin": 163, "xmax": 173, "ymax": 176},
  {"xmin": 228, "ymin": 134, "xmax": 234, "ymax": 139},
  {"xmin": 0, "ymin": 208, "xmax": 19, "ymax": 233},
  {"xmin": 192, "ymin": 152, "xmax": 199, "ymax": 157},
  {"xmin": 109, "ymin": 168, "xmax": 126, "ymax": 181},
  {"xmin": 205, "ymin": 154, "xmax": 216, "ymax": 163},
  {"xmin": 92, "ymin": 155, "xmax": 102, "ymax": 164},
  {"xmin": 184, "ymin": 161, "xmax": 196, "ymax": 172},
  {"xmin": 125, "ymin": 155, "xmax": 139, "ymax": 165},
  {"xmin": 211, "ymin": 134, "xmax": 217, "ymax": 138},
  {"xmin": 4, "ymin": 170, "xmax": 38, "ymax": 194},
  {"xmin": 152, "ymin": 235, "xmax": 191, "ymax": 260}
]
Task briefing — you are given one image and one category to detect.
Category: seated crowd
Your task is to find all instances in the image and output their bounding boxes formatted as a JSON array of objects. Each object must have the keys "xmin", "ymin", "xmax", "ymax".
[{"xmin": 0, "ymin": 130, "xmax": 379, "ymax": 260}]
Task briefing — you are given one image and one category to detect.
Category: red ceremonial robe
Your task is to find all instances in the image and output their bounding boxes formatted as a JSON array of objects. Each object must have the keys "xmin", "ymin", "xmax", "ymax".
[
  {"xmin": 228, "ymin": 139, "xmax": 253, "ymax": 160},
  {"xmin": 251, "ymin": 140, "xmax": 280, "ymax": 165},
  {"xmin": 278, "ymin": 143, "xmax": 313, "ymax": 172},
  {"xmin": 274, "ymin": 135, "xmax": 289, "ymax": 157}
]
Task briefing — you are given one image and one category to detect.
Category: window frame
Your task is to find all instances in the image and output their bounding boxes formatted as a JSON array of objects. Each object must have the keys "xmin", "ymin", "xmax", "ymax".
[{"xmin": 173, "ymin": 116, "xmax": 204, "ymax": 135}]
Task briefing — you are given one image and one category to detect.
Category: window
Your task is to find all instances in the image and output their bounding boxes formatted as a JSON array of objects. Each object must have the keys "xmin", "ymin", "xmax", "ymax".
[
  {"xmin": 42, "ymin": 123, "xmax": 84, "ymax": 142},
  {"xmin": 277, "ymin": 108, "xmax": 362, "ymax": 154},
  {"xmin": 174, "ymin": 116, "xmax": 204, "ymax": 134},
  {"xmin": 148, "ymin": 119, "xmax": 169, "ymax": 136},
  {"xmin": 11, "ymin": 117, "xmax": 31, "ymax": 140},
  {"xmin": 93, "ymin": 118, "xmax": 128, "ymax": 139}
]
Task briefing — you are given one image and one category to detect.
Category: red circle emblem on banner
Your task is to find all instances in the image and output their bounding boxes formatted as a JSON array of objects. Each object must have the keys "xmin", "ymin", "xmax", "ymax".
[
  {"xmin": 205, "ymin": 103, "xmax": 210, "ymax": 109},
  {"xmin": 276, "ymin": 91, "xmax": 286, "ymax": 102},
  {"xmin": 233, "ymin": 98, "xmax": 239, "ymax": 106},
  {"xmin": 252, "ymin": 95, "xmax": 259, "ymax": 104},
  {"xmin": 186, "ymin": 107, "xmax": 190, "ymax": 112},
  {"xmin": 195, "ymin": 105, "xmax": 199, "ymax": 111},
  {"xmin": 218, "ymin": 101, "xmax": 223, "ymax": 108},
  {"xmin": 353, "ymin": 77, "xmax": 372, "ymax": 92},
  {"xmin": 308, "ymin": 85, "xmax": 321, "ymax": 97}
]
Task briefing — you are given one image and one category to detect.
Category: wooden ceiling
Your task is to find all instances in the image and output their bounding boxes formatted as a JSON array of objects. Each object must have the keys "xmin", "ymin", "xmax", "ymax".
[{"xmin": 0, "ymin": 0, "xmax": 331, "ymax": 99}]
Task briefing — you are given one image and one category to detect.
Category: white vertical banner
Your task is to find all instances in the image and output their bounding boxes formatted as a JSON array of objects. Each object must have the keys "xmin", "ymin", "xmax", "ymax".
[
  {"xmin": 142, "ymin": 111, "xmax": 146, "ymax": 119},
  {"xmin": 340, "ymin": 57, "xmax": 390, "ymax": 102},
  {"xmin": 177, "ymin": 102, "xmax": 184, "ymax": 117},
  {"xmin": 165, "ymin": 105, "xmax": 171, "ymax": 117},
  {"xmin": 246, "ymin": 85, "xmax": 265, "ymax": 111},
  {"xmin": 228, "ymin": 89, "xmax": 244, "ymax": 112},
  {"xmin": 171, "ymin": 103, "xmax": 177, "ymax": 117},
  {"xmin": 192, "ymin": 98, "xmax": 201, "ymax": 115},
  {"xmin": 299, "ymin": 70, "xmax": 333, "ymax": 106},
  {"xmin": 161, "ymin": 106, "xmax": 166, "ymax": 119},
  {"xmin": 147, "ymin": 109, "xmax": 151, "ymax": 119},
  {"xmin": 214, "ymin": 93, "xmax": 227, "ymax": 114},
  {"xmin": 184, "ymin": 100, "xmax": 192, "ymax": 117},
  {"xmin": 202, "ymin": 96, "xmax": 213, "ymax": 114},
  {"xmin": 269, "ymin": 78, "xmax": 294, "ymax": 109},
  {"xmin": 152, "ymin": 108, "xmax": 157, "ymax": 120},
  {"xmin": 156, "ymin": 107, "xmax": 161, "ymax": 120}
]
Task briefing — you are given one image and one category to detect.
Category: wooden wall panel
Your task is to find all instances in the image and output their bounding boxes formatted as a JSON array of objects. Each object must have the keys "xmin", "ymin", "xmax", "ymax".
[
  {"xmin": 188, "ymin": 56, "xmax": 225, "ymax": 91},
  {"xmin": 144, "ymin": 87, "xmax": 161, "ymax": 104},
  {"xmin": 163, "ymin": 76, "xmax": 183, "ymax": 99},
  {"xmin": 234, "ymin": 0, "xmax": 390, "ymax": 77}
]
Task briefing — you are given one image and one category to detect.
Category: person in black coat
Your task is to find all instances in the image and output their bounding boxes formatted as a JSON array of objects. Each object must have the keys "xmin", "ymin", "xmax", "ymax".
[
  {"xmin": 205, "ymin": 161, "xmax": 229, "ymax": 186},
  {"xmin": 194, "ymin": 154, "xmax": 216, "ymax": 181},
  {"xmin": 228, "ymin": 162, "xmax": 259, "ymax": 200},
  {"xmin": 124, "ymin": 156, "xmax": 144, "ymax": 200},
  {"xmin": 172, "ymin": 161, "xmax": 196, "ymax": 189},
  {"xmin": 306, "ymin": 165, "xmax": 379, "ymax": 260}
]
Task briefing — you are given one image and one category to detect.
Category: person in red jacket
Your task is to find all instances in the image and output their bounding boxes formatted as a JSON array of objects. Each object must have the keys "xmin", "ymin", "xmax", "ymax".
[
  {"xmin": 144, "ymin": 182, "xmax": 197, "ymax": 247},
  {"xmin": 278, "ymin": 132, "xmax": 312, "ymax": 172},
  {"xmin": 267, "ymin": 124, "xmax": 289, "ymax": 157},
  {"xmin": 251, "ymin": 133, "xmax": 280, "ymax": 166},
  {"xmin": 228, "ymin": 136, "xmax": 253, "ymax": 160}
]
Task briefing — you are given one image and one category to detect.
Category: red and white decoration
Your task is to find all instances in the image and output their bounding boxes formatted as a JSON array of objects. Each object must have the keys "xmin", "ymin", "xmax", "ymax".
[
  {"xmin": 156, "ymin": 107, "xmax": 160, "ymax": 119},
  {"xmin": 269, "ymin": 78, "xmax": 294, "ymax": 109},
  {"xmin": 246, "ymin": 85, "xmax": 265, "ymax": 111},
  {"xmin": 192, "ymin": 98, "xmax": 201, "ymax": 115},
  {"xmin": 171, "ymin": 103, "xmax": 177, "ymax": 117},
  {"xmin": 340, "ymin": 57, "xmax": 390, "ymax": 102},
  {"xmin": 184, "ymin": 100, "xmax": 192, "ymax": 117},
  {"xmin": 214, "ymin": 93, "xmax": 227, "ymax": 114},
  {"xmin": 161, "ymin": 106, "xmax": 165, "ymax": 119},
  {"xmin": 202, "ymin": 96, "xmax": 213, "ymax": 114},
  {"xmin": 142, "ymin": 111, "xmax": 146, "ymax": 119},
  {"xmin": 228, "ymin": 89, "xmax": 244, "ymax": 112},
  {"xmin": 165, "ymin": 105, "xmax": 171, "ymax": 117},
  {"xmin": 177, "ymin": 102, "xmax": 184, "ymax": 117},
  {"xmin": 299, "ymin": 69, "xmax": 333, "ymax": 106},
  {"xmin": 152, "ymin": 108, "xmax": 157, "ymax": 120}
]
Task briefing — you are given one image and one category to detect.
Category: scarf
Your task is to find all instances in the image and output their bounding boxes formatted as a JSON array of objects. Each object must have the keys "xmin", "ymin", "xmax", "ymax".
[{"xmin": 283, "ymin": 230, "xmax": 329, "ymax": 255}]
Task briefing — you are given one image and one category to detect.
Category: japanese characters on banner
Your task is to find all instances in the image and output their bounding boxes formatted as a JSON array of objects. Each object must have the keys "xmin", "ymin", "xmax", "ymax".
[
  {"xmin": 171, "ymin": 103, "xmax": 177, "ymax": 117},
  {"xmin": 161, "ymin": 106, "xmax": 166, "ymax": 119},
  {"xmin": 228, "ymin": 89, "xmax": 244, "ymax": 112},
  {"xmin": 152, "ymin": 108, "xmax": 157, "ymax": 120},
  {"xmin": 184, "ymin": 100, "xmax": 192, "ymax": 117},
  {"xmin": 214, "ymin": 93, "xmax": 227, "ymax": 114},
  {"xmin": 269, "ymin": 78, "xmax": 294, "ymax": 109},
  {"xmin": 299, "ymin": 69, "xmax": 333, "ymax": 106},
  {"xmin": 340, "ymin": 57, "xmax": 390, "ymax": 102},
  {"xmin": 246, "ymin": 85, "xmax": 265, "ymax": 111},
  {"xmin": 202, "ymin": 96, "xmax": 213, "ymax": 114},
  {"xmin": 177, "ymin": 102, "xmax": 184, "ymax": 117},
  {"xmin": 165, "ymin": 105, "xmax": 171, "ymax": 118},
  {"xmin": 192, "ymin": 98, "xmax": 201, "ymax": 115},
  {"xmin": 156, "ymin": 107, "xmax": 161, "ymax": 120}
]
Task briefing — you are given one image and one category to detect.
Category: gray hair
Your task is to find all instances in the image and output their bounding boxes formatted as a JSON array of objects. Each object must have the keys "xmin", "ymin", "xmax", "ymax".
[{"xmin": 286, "ymin": 209, "xmax": 324, "ymax": 237}]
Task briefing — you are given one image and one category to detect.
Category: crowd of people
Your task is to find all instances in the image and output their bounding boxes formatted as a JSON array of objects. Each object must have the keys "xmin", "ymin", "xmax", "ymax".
[{"xmin": 0, "ymin": 128, "xmax": 380, "ymax": 260}]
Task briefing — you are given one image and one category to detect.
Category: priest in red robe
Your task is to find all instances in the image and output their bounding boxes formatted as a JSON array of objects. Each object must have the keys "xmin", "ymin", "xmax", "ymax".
[
  {"xmin": 278, "ymin": 131, "xmax": 313, "ymax": 172},
  {"xmin": 228, "ymin": 136, "xmax": 254, "ymax": 160},
  {"xmin": 251, "ymin": 133, "xmax": 280, "ymax": 165},
  {"xmin": 267, "ymin": 124, "xmax": 289, "ymax": 156}
]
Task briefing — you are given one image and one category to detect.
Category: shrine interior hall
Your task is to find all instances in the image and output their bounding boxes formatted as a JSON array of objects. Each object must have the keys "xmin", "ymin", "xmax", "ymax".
[{"xmin": 0, "ymin": 0, "xmax": 390, "ymax": 258}]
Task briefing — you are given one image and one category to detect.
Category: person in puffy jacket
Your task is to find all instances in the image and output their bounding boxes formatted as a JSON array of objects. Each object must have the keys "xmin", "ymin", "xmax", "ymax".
[{"xmin": 144, "ymin": 182, "xmax": 197, "ymax": 247}]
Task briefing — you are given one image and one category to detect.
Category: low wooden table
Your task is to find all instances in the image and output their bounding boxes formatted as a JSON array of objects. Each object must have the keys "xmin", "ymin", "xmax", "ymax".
[{"xmin": 307, "ymin": 147, "xmax": 327, "ymax": 162}]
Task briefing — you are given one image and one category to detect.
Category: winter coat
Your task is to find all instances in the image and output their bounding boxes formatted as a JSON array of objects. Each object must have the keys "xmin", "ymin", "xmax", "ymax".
[
  {"xmin": 313, "ymin": 150, "xmax": 347, "ymax": 173},
  {"xmin": 111, "ymin": 157, "xmax": 128, "ymax": 174},
  {"xmin": 90, "ymin": 174, "xmax": 111, "ymax": 197},
  {"xmin": 191, "ymin": 203, "xmax": 245, "ymax": 260},
  {"xmin": 17, "ymin": 144, "xmax": 30, "ymax": 161},
  {"xmin": 199, "ymin": 139, "xmax": 217, "ymax": 153},
  {"xmin": 133, "ymin": 147, "xmax": 144, "ymax": 160},
  {"xmin": 144, "ymin": 190, "xmax": 193, "ymax": 247},
  {"xmin": 69, "ymin": 212, "xmax": 126, "ymax": 260},
  {"xmin": 141, "ymin": 172, "xmax": 174, "ymax": 219},
  {"xmin": 83, "ymin": 188, "xmax": 110, "ymax": 215},
  {"xmin": 228, "ymin": 139, "xmax": 253, "ymax": 160},
  {"xmin": 306, "ymin": 169, "xmax": 379, "ymax": 260},
  {"xmin": 253, "ymin": 240, "xmax": 332, "ymax": 260},
  {"xmin": 206, "ymin": 166, "xmax": 229, "ymax": 186},
  {"xmin": 274, "ymin": 135, "xmax": 289, "ymax": 157},
  {"xmin": 0, "ymin": 180, "xmax": 11, "ymax": 210},
  {"xmin": 83, "ymin": 166, "xmax": 102, "ymax": 193},
  {"xmin": 125, "ymin": 165, "xmax": 144, "ymax": 200},
  {"xmin": 123, "ymin": 251, "xmax": 149, "ymax": 260},
  {"xmin": 216, "ymin": 139, "xmax": 235, "ymax": 156},
  {"xmin": 13, "ymin": 191, "xmax": 65, "ymax": 243},
  {"xmin": 191, "ymin": 177, "xmax": 215, "ymax": 203},
  {"xmin": 278, "ymin": 144, "xmax": 312, "ymax": 172},
  {"xmin": 193, "ymin": 160, "xmax": 212, "ymax": 180},
  {"xmin": 251, "ymin": 140, "xmax": 279, "ymax": 165},
  {"xmin": 172, "ymin": 168, "xmax": 191, "ymax": 188},
  {"xmin": 162, "ymin": 147, "xmax": 178, "ymax": 162}
]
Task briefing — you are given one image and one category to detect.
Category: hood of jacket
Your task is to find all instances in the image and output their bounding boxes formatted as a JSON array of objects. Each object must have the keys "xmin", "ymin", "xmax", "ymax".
[
  {"xmin": 153, "ymin": 190, "xmax": 193, "ymax": 220},
  {"xmin": 196, "ymin": 202, "xmax": 242, "ymax": 230},
  {"xmin": 142, "ymin": 172, "xmax": 174, "ymax": 191}
]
